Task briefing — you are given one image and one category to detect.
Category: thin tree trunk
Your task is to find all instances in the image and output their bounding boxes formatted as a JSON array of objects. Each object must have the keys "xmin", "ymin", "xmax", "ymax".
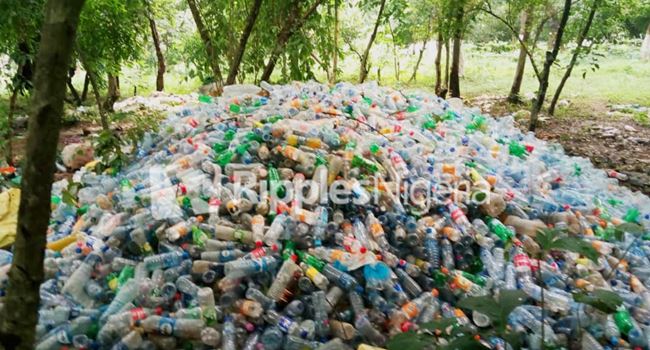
[
  {"xmin": 388, "ymin": 22, "xmax": 400, "ymax": 82},
  {"xmin": 509, "ymin": 10, "xmax": 532, "ymax": 103},
  {"xmin": 434, "ymin": 32, "xmax": 443, "ymax": 95},
  {"xmin": 104, "ymin": 73, "xmax": 120, "ymax": 112},
  {"xmin": 81, "ymin": 63, "xmax": 109, "ymax": 130},
  {"xmin": 331, "ymin": 0, "xmax": 340, "ymax": 84},
  {"xmin": 0, "ymin": 0, "xmax": 85, "ymax": 348},
  {"xmin": 260, "ymin": 0, "xmax": 323, "ymax": 82},
  {"xmin": 227, "ymin": 0, "xmax": 263, "ymax": 85},
  {"xmin": 450, "ymin": 35, "xmax": 463, "ymax": 97},
  {"xmin": 409, "ymin": 40, "xmax": 427, "ymax": 83},
  {"xmin": 359, "ymin": 0, "xmax": 386, "ymax": 83},
  {"xmin": 147, "ymin": 3, "xmax": 166, "ymax": 91},
  {"xmin": 444, "ymin": 38, "xmax": 450, "ymax": 91},
  {"xmin": 187, "ymin": 0, "xmax": 223, "ymax": 87},
  {"xmin": 81, "ymin": 72, "xmax": 90, "ymax": 102},
  {"xmin": 549, "ymin": 0, "xmax": 600, "ymax": 115},
  {"xmin": 641, "ymin": 22, "xmax": 650, "ymax": 60},
  {"xmin": 529, "ymin": 0, "xmax": 572, "ymax": 132},
  {"xmin": 4, "ymin": 88, "xmax": 18, "ymax": 165}
]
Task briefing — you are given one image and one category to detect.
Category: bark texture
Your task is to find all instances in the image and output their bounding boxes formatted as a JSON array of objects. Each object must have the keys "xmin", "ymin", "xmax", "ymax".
[
  {"xmin": 529, "ymin": 0, "xmax": 572, "ymax": 131},
  {"xmin": 187, "ymin": 0, "xmax": 224, "ymax": 87},
  {"xmin": 0, "ymin": 0, "xmax": 86, "ymax": 348},
  {"xmin": 359, "ymin": 0, "xmax": 387, "ymax": 83},
  {"xmin": 508, "ymin": 10, "xmax": 531, "ymax": 103},
  {"xmin": 227, "ymin": 0, "xmax": 263, "ymax": 85},
  {"xmin": 549, "ymin": 0, "xmax": 600, "ymax": 115}
]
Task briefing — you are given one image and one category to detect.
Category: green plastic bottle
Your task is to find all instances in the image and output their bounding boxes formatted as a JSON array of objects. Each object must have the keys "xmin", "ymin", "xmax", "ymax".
[
  {"xmin": 508, "ymin": 140, "xmax": 528, "ymax": 159},
  {"xmin": 614, "ymin": 307, "xmax": 634, "ymax": 335},
  {"xmin": 296, "ymin": 250, "xmax": 326, "ymax": 271},
  {"xmin": 351, "ymin": 154, "xmax": 379, "ymax": 173},
  {"xmin": 198, "ymin": 94, "xmax": 212, "ymax": 103},
  {"xmin": 192, "ymin": 226, "xmax": 208, "ymax": 248},
  {"xmin": 486, "ymin": 217, "xmax": 514, "ymax": 242},
  {"xmin": 268, "ymin": 166, "xmax": 286, "ymax": 198},
  {"xmin": 623, "ymin": 208, "xmax": 640, "ymax": 223},
  {"xmin": 214, "ymin": 150, "xmax": 234, "ymax": 167}
]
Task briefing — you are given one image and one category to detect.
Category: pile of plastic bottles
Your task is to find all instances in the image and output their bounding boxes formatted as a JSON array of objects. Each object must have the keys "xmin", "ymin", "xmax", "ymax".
[{"xmin": 2, "ymin": 81, "xmax": 650, "ymax": 350}]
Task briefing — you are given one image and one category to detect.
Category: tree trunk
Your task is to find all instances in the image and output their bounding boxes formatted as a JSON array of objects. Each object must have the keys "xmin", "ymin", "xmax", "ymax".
[
  {"xmin": 450, "ymin": 35, "xmax": 463, "ymax": 97},
  {"xmin": 642, "ymin": 22, "xmax": 650, "ymax": 60},
  {"xmin": 409, "ymin": 40, "xmax": 427, "ymax": 83},
  {"xmin": 82, "ymin": 64, "xmax": 109, "ymax": 130},
  {"xmin": 104, "ymin": 73, "xmax": 120, "ymax": 112},
  {"xmin": 0, "ymin": 0, "xmax": 85, "ymax": 348},
  {"xmin": 4, "ymin": 88, "xmax": 18, "ymax": 165},
  {"xmin": 260, "ymin": 0, "xmax": 323, "ymax": 82},
  {"xmin": 67, "ymin": 66, "xmax": 82, "ymax": 106},
  {"xmin": 444, "ymin": 38, "xmax": 450, "ymax": 93},
  {"xmin": 434, "ymin": 32, "xmax": 443, "ymax": 94},
  {"xmin": 388, "ymin": 22, "xmax": 400, "ymax": 82},
  {"xmin": 508, "ymin": 10, "xmax": 532, "ymax": 103},
  {"xmin": 529, "ymin": 0, "xmax": 572, "ymax": 132},
  {"xmin": 187, "ymin": 0, "xmax": 223, "ymax": 87},
  {"xmin": 549, "ymin": 0, "xmax": 600, "ymax": 115},
  {"xmin": 331, "ymin": 0, "xmax": 340, "ymax": 84},
  {"xmin": 147, "ymin": 4, "xmax": 166, "ymax": 91},
  {"xmin": 81, "ymin": 72, "xmax": 90, "ymax": 102},
  {"xmin": 409, "ymin": 14, "xmax": 433, "ymax": 84},
  {"xmin": 227, "ymin": 0, "xmax": 263, "ymax": 85},
  {"xmin": 359, "ymin": 0, "xmax": 386, "ymax": 83}
]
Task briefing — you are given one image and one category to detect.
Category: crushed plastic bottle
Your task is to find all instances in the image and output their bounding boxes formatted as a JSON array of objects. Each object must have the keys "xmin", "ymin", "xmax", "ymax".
[{"xmin": 7, "ymin": 82, "xmax": 650, "ymax": 350}]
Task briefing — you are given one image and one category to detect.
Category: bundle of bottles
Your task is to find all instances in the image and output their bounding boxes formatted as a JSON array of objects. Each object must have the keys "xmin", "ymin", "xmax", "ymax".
[{"xmin": 2, "ymin": 81, "xmax": 650, "ymax": 350}]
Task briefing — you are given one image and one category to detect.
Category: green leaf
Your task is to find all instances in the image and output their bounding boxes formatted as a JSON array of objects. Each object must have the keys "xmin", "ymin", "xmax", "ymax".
[
  {"xmin": 387, "ymin": 332, "xmax": 430, "ymax": 350},
  {"xmin": 496, "ymin": 290, "xmax": 528, "ymax": 329},
  {"xmin": 573, "ymin": 289, "xmax": 623, "ymax": 314},
  {"xmin": 502, "ymin": 330, "xmax": 524, "ymax": 349},
  {"xmin": 419, "ymin": 318, "xmax": 459, "ymax": 331},
  {"xmin": 442, "ymin": 334, "xmax": 486, "ymax": 350},
  {"xmin": 457, "ymin": 295, "xmax": 501, "ymax": 322},
  {"xmin": 617, "ymin": 222, "xmax": 645, "ymax": 235},
  {"xmin": 535, "ymin": 228, "xmax": 558, "ymax": 254},
  {"xmin": 550, "ymin": 236, "xmax": 599, "ymax": 262}
]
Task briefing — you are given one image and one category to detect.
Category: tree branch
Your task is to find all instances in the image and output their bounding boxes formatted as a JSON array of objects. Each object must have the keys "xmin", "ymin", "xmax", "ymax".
[{"xmin": 482, "ymin": 2, "xmax": 541, "ymax": 82}]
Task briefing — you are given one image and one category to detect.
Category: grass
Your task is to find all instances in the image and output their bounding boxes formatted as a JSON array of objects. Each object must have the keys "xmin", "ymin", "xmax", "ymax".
[
  {"xmin": 1, "ymin": 42, "xmax": 649, "ymax": 120},
  {"xmin": 336, "ymin": 42, "xmax": 650, "ymax": 106}
]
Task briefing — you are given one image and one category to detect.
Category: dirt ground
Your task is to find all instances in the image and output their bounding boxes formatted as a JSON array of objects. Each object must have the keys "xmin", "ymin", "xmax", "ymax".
[{"xmin": 471, "ymin": 96, "xmax": 650, "ymax": 195}]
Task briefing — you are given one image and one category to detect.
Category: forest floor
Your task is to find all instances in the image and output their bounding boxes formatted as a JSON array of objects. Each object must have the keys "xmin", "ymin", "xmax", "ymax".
[{"xmin": 470, "ymin": 95, "xmax": 650, "ymax": 195}]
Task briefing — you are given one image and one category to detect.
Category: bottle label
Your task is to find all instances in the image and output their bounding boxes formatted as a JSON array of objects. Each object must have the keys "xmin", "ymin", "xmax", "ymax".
[
  {"xmin": 130, "ymin": 307, "xmax": 147, "ymax": 322},
  {"xmin": 513, "ymin": 254, "xmax": 531, "ymax": 269},
  {"xmin": 158, "ymin": 317, "xmax": 176, "ymax": 336},
  {"xmin": 450, "ymin": 208, "xmax": 464, "ymax": 222},
  {"xmin": 278, "ymin": 316, "xmax": 294, "ymax": 333}
]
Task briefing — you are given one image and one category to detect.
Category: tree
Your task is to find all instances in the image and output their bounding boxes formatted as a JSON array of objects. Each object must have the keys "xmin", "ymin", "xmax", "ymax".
[
  {"xmin": 259, "ymin": 0, "xmax": 325, "ymax": 82},
  {"xmin": 359, "ymin": 0, "xmax": 387, "ymax": 83},
  {"xmin": 76, "ymin": 0, "xmax": 147, "ymax": 122},
  {"xmin": 146, "ymin": 0, "xmax": 166, "ymax": 91},
  {"xmin": 0, "ymin": 0, "xmax": 45, "ymax": 164},
  {"xmin": 0, "ymin": 0, "xmax": 86, "ymax": 348},
  {"xmin": 331, "ymin": 0, "xmax": 340, "ymax": 83},
  {"xmin": 449, "ymin": 1, "xmax": 465, "ymax": 98},
  {"xmin": 529, "ymin": 0, "xmax": 572, "ymax": 131},
  {"xmin": 227, "ymin": 0, "xmax": 264, "ymax": 85},
  {"xmin": 641, "ymin": 22, "xmax": 650, "ymax": 60},
  {"xmin": 187, "ymin": 0, "xmax": 224, "ymax": 87},
  {"xmin": 548, "ymin": 0, "xmax": 601, "ymax": 115},
  {"xmin": 509, "ymin": 9, "xmax": 532, "ymax": 102}
]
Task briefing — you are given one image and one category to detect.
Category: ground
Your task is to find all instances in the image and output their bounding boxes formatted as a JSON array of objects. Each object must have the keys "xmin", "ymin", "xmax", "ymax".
[{"xmin": 471, "ymin": 96, "xmax": 650, "ymax": 194}]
